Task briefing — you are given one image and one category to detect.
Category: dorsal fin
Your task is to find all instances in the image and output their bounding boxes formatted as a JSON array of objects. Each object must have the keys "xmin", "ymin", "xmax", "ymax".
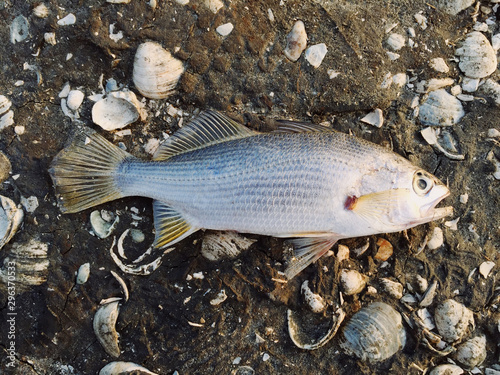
[
  {"xmin": 273, "ymin": 120, "xmax": 337, "ymax": 134},
  {"xmin": 153, "ymin": 110, "xmax": 257, "ymax": 161}
]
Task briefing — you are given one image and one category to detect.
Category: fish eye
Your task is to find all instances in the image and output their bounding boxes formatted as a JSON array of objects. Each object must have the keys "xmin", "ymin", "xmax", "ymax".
[{"xmin": 413, "ymin": 170, "xmax": 434, "ymax": 196}]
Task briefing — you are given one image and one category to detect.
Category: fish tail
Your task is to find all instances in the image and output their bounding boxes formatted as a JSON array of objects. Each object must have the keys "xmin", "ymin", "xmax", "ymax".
[{"xmin": 49, "ymin": 132, "xmax": 134, "ymax": 213}]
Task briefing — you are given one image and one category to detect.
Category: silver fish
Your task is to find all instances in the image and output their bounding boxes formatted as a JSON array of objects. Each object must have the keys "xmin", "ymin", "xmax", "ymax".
[{"xmin": 50, "ymin": 111, "xmax": 452, "ymax": 278}]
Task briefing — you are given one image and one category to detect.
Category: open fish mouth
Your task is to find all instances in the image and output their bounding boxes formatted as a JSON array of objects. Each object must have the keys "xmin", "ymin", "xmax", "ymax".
[{"xmin": 419, "ymin": 184, "xmax": 453, "ymax": 222}]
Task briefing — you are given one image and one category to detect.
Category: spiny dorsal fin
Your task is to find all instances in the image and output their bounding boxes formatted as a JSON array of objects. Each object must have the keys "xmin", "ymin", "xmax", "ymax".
[
  {"xmin": 153, "ymin": 110, "xmax": 257, "ymax": 161},
  {"xmin": 273, "ymin": 120, "xmax": 337, "ymax": 134},
  {"xmin": 153, "ymin": 200, "xmax": 199, "ymax": 248}
]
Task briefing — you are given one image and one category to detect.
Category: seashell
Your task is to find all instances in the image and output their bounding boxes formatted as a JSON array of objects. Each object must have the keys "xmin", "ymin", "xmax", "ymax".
[
  {"xmin": 305, "ymin": 43, "xmax": 327, "ymax": 68},
  {"xmin": 66, "ymin": 89, "xmax": 84, "ymax": 111},
  {"xmin": 0, "ymin": 110, "xmax": 15, "ymax": 131},
  {"xmin": 110, "ymin": 270, "xmax": 129, "ymax": 302},
  {"xmin": 420, "ymin": 127, "xmax": 465, "ymax": 160},
  {"xmin": 340, "ymin": 302, "xmax": 406, "ymax": 362},
  {"xmin": 90, "ymin": 210, "xmax": 119, "ymax": 239},
  {"xmin": 419, "ymin": 279, "xmax": 438, "ymax": 307},
  {"xmin": 479, "ymin": 260, "xmax": 495, "ymax": 278},
  {"xmin": 374, "ymin": 238, "xmax": 393, "ymax": 260},
  {"xmin": 340, "ymin": 269, "xmax": 367, "ymax": 295},
  {"xmin": 386, "ymin": 33, "xmax": 405, "ymax": 51},
  {"xmin": 201, "ymin": 231, "xmax": 256, "ymax": 261},
  {"xmin": 204, "ymin": 0, "xmax": 223, "ymax": 13},
  {"xmin": 0, "ymin": 151, "xmax": 11, "ymax": 184},
  {"xmin": 57, "ymin": 13, "xmax": 76, "ymax": 26},
  {"xmin": 10, "ymin": 15, "xmax": 30, "ymax": 44},
  {"xmin": 33, "ymin": 3, "xmax": 50, "ymax": 18},
  {"xmin": 110, "ymin": 235, "xmax": 164, "ymax": 275},
  {"xmin": 427, "ymin": 227, "xmax": 444, "ymax": 250},
  {"xmin": 0, "ymin": 239, "xmax": 48, "ymax": 293},
  {"xmin": 414, "ymin": 12, "xmax": 427, "ymax": 30},
  {"xmin": 232, "ymin": 366, "xmax": 255, "ymax": 375},
  {"xmin": 44, "ymin": 32, "xmax": 56, "ymax": 46},
  {"xmin": 430, "ymin": 57, "xmax": 450, "ymax": 73},
  {"xmin": 0, "ymin": 196, "xmax": 23, "ymax": 250},
  {"xmin": 92, "ymin": 94, "xmax": 140, "ymax": 131},
  {"xmin": 454, "ymin": 334, "xmax": 487, "ymax": 368},
  {"xmin": 434, "ymin": 299, "xmax": 474, "ymax": 342},
  {"xmin": 99, "ymin": 361, "xmax": 158, "ymax": 375},
  {"xmin": 133, "ymin": 42, "xmax": 185, "ymax": 99},
  {"xmin": 284, "ymin": 21, "xmax": 307, "ymax": 62},
  {"xmin": 380, "ymin": 278, "xmax": 403, "ymax": 299},
  {"xmin": 0, "ymin": 95, "xmax": 12, "ymax": 116},
  {"xmin": 429, "ymin": 364, "xmax": 464, "ymax": 375},
  {"xmin": 288, "ymin": 308, "xmax": 345, "ymax": 350},
  {"xmin": 216, "ymin": 23, "xmax": 234, "ymax": 36},
  {"xmin": 360, "ymin": 109, "xmax": 384, "ymax": 128},
  {"xmin": 210, "ymin": 289, "xmax": 227, "ymax": 306},
  {"xmin": 93, "ymin": 300, "xmax": 121, "ymax": 358},
  {"xmin": 461, "ymin": 77, "xmax": 479, "ymax": 93},
  {"xmin": 478, "ymin": 79, "xmax": 500, "ymax": 107},
  {"xmin": 455, "ymin": 31, "xmax": 497, "ymax": 79},
  {"xmin": 418, "ymin": 89, "xmax": 465, "ymax": 126},
  {"xmin": 436, "ymin": 0, "xmax": 475, "ymax": 15},
  {"xmin": 415, "ymin": 78, "xmax": 455, "ymax": 94},
  {"xmin": 336, "ymin": 244, "xmax": 349, "ymax": 262},
  {"xmin": 301, "ymin": 280, "xmax": 326, "ymax": 313},
  {"xmin": 76, "ymin": 263, "xmax": 90, "ymax": 284}
]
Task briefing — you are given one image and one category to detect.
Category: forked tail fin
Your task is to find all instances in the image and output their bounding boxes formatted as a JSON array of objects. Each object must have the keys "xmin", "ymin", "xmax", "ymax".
[{"xmin": 49, "ymin": 131, "xmax": 134, "ymax": 213}]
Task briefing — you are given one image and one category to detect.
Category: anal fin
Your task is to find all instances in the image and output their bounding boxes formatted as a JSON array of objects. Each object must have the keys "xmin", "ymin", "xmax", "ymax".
[
  {"xmin": 284, "ymin": 236, "xmax": 339, "ymax": 279},
  {"xmin": 153, "ymin": 200, "xmax": 199, "ymax": 248}
]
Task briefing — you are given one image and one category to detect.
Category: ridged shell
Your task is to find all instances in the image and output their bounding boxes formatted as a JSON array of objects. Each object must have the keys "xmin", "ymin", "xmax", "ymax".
[
  {"xmin": 418, "ymin": 89, "xmax": 465, "ymax": 126},
  {"xmin": 454, "ymin": 335, "xmax": 487, "ymax": 369},
  {"xmin": 455, "ymin": 31, "xmax": 497, "ymax": 79},
  {"xmin": 434, "ymin": 299, "xmax": 474, "ymax": 342},
  {"xmin": 0, "ymin": 196, "xmax": 24, "ymax": 250},
  {"xmin": 340, "ymin": 302, "xmax": 406, "ymax": 362},
  {"xmin": 92, "ymin": 95, "xmax": 139, "ymax": 131},
  {"xmin": 133, "ymin": 42, "xmax": 185, "ymax": 99}
]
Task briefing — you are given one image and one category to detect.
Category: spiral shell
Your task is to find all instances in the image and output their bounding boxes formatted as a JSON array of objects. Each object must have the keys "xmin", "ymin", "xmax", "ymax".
[
  {"xmin": 133, "ymin": 41, "xmax": 185, "ymax": 99},
  {"xmin": 340, "ymin": 302, "xmax": 406, "ymax": 362}
]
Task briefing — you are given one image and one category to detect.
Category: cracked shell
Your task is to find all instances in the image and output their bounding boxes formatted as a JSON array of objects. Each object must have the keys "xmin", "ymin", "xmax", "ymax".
[
  {"xmin": 340, "ymin": 302, "xmax": 407, "ymax": 362},
  {"xmin": 455, "ymin": 31, "xmax": 497, "ymax": 79},
  {"xmin": 93, "ymin": 301, "xmax": 121, "ymax": 358},
  {"xmin": 133, "ymin": 41, "xmax": 185, "ymax": 99},
  {"xmin": 418, "ymin": 89, "xmax": 465, "ymax": 126},
  {"xmin": 434, "ymin": 299, "xmax": 474, "ymax": 342}
]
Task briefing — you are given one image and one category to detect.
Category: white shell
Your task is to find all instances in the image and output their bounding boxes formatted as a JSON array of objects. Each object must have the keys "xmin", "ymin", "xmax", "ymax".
[
  {"xmin": 380, "ymin": 278, "xmax": 403, "ymax": 299},
  {"xmin": 430, "ymin": 57, "xmax": 450, "ymax": 73},
  {"xmin": 216, "ymin": 23, "xmax": 234, "ymax": 36},
  {"xmin": 360, "ymin": 108, "xmax": 384, "ymax": 128},
  {"xmin": 0, "ymin": 95, "xmax": 12, "ymax": 116},
  {"xmin": 33, "ymin": 3, "xmax": 50, "ymax": 18},
  {"xmin": 418, "ymin": 89, "xmax": 465, "ymax": 126},
  {"xmin": 133, "ymin": 42, "xmax": 185, "ymax": 99},
  {"xmin": 0, "ymin": 196, "xmax": 24, "ymax": 250},
  {"xmin": 434, "ymin": 299, "xmax": 474, "ymax": 342},
  {"xmin": 0, "ymin": 239, "xmax": 48, "ymax": 293},
  {"xmin": 10, "ymin": 15, "xmax": 30, "ymax": 44},
  {"xmin": 210, "ymin": 289, "xmax": 227, "ymax": 306},
  {"xmin": 201, "ymin": 231, "xmax": 256, "ymax": 261},
  {"xmin": 90, "ymin": 210, "xmax": 119, "ymax": 239},
  {"xmin": 99, "ymin": 362, "xmax": 158, "ymax": 375},
  {"xmin": 479, "ymin": 260, "xmax": 495, "ymax": 278},
  {"xmin": 455, "ymin": 31, "xmax": 497, "ymax": 79},
  {"xmin": 76, "ymin": 263, "xmax": 90, "ymax": 284},
  {"xmin": 110, "ymin": 236, "xmax": 164, "ymax": 275},
  {"xmin": 305, "ymin": 43, "xmax": 327, "ymax": 68},
  {"xmin": 386, "ymin": 33, "xmax": 405, "ymax": 51},
  {"xmin": 44, "ymin": 32, "xmax": 57, "ymax": 45},
  {"xmin": 92, "ymin": 95, "xmax": 139, "ymax": 131},
  {"xmin": 427, "ymin": 227, "xmax": 444, "ymax": 250},
  {"xmin": 107, "ymin": 0, "xmax": 131, "ymax": 3},
  {"xmin": 66, "ymin": 89, "xmax": 85, "ymax": 111},
  {"xmin": 204, "ymin": 0, "xmax": 223, "ymax": 13},
  {"xmin": 454, "ymin": 335, "xmax": 487, "ymax": 368},
  {"xmin": 340, "ymin": 302, "xmax": 406, "ymax": 362},
  {"xmin": 93, "ymin": 301, "xmax": 121, "ymax": 358},
  {"xmin": 301, "ymin": 280, "xmax": 326, "ymax": 313},
  {"xmin": 429, "ymin": 364, "xmax": 464, "ymax": 375},
  {"xmin": 436, "ymin": 0, "xmax": 475, "ymax": 14},
  {"xmin": 478, "ymin": 79, "xmax": 500, "ymax": 107},
  {"xmin": 340, "ymin": 269, "xmax": 367, "ymax": 295},
  {"xmin": 0, "ymin": 151, "xmax": 11, "ymax": 184},
  {"xmin": 57, "ymin": 13, "xmax": 76, "ymax": 26},
  {"xmin": 110, "ymin": 270, "xmax": 129, "ymax": 302},
  {"xmin": 284, "ymin": 21, "xmax": 307, "ymax": 62},
  {"xmin": 0, "ymin": 110, "xmax": 15, "ymax": 131}
]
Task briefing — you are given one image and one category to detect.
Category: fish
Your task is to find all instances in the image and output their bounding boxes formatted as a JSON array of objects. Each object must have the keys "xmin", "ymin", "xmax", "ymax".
[{"xmin": 49, "ymin": 110, "xmax": 453, "ymax": 278}]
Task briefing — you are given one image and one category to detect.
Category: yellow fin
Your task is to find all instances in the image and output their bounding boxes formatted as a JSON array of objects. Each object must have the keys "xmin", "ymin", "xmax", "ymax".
[
  {"xmin": 153, "ymin": 110, "xmax": 257, "ymax": 161},
  {"xmin": 348, "ymin": 189, "xmax": 410, "ymax": 222},
  {"xmin": 153, "ymin": 201, "xmax": 199, "ymax": 248}
]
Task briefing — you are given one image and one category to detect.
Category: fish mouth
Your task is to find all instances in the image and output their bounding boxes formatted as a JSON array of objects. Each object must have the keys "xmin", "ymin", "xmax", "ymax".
[{"xmin": 419, "ymin": 184, "xmax": 453, "ymax": 222}]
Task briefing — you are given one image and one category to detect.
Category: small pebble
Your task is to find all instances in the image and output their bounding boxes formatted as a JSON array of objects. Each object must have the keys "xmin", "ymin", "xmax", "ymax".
[
  {"xmin": 216, "ymin": 23, "xmax": 233, "ymax": 36},
  {"xmin": 375, "ymin": 238, "xmax": 393, "ymax": 261},
  {"xmin": 283, "ymin": 21, "xmax": 307, "ymax": 62},
  {"xmin": 460, "ymin": 193, "xmax": 469, "ymax": 203}
]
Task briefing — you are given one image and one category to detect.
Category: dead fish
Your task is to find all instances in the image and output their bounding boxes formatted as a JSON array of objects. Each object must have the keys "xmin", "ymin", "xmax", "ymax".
[{"xmin": 49, "ymin": 111, "xmax": 452, "ymax": 278}]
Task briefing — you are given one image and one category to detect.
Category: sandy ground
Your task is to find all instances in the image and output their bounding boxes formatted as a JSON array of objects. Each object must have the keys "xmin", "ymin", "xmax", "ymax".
[{"xmin": 0, "ymin": 0, "xmax": 499, "ymax": 374}]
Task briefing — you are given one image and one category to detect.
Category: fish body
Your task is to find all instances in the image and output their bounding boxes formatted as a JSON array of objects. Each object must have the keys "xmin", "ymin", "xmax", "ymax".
[{"xmin": 50, "ymin": 111, "xmax": 452, "ymax": 278}]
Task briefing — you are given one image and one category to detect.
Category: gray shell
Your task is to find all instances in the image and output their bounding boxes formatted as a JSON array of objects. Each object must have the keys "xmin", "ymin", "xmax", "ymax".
[{"xmin": 340, "ymin": 302, "xmax": 407, "ymax": 362}]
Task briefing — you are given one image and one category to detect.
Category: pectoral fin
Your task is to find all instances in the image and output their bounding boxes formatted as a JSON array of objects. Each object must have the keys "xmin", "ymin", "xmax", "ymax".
[
  {"xmin": 153, "ymin": 200, "xmax": 199, "ymax": 248},
  {"xmin": 284, "ymin": 236, "xmax": 339, "ymax": 279}
]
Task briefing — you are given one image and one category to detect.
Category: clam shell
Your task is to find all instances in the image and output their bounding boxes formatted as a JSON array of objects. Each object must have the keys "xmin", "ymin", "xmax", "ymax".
[
  {"xmin": 90, "ymin": 210, "xmax": 119, "ymax": 239},
  {"xmin": 455, "ymin": 31, "xmax": 497, "ymax": 79},
  {"xmin": 340, "ymin": 302, "xmax": 406, "ymax": 362},
  {"xmin": 340, "ymin": 269, "xmax": 367, "ymax": 295},
  {"xmin": 454, "ymin": 334, "xmax": 487, "ymax": 369},
  {"xmin": 434, "ymin": 299, "xmax": 474, "ymax": 342},
  {"xmin": 133, "ymin": 42, "xmax": 184, "ymax": 99},
  {"xmin": 99, "ymin": 361, "xmax": 158, "ymax": 375},
  {"xmin": 201, "ymin": 231, "xmax": 256, "ymax": 261},
  {"xmin": 93, "ymin": 301, "xmax": 121, "ymax": 358},
  {"xmin": 284, "ymin": 21, "xmax": 307, "ymax": 62},
  {"xmin": 429, "ymin": 364, "xmax": 464, "ymax": 375},
  {"xmin": 0, "ymin": 196, "xmax": 24, "ymax": 251},
  {"xmin": 436, "ymin": 0, "xmax": 474, "ymax": 15},
  {"xmin": 0, "ymin": 95, "xmax": 12, "ymax": 116},
  {"xmin": 92, "ymin": 95, "xmax": 139, "ymax": 131},
  {"xmin": 76, "ymin": 262, "xmax": 90, "ymax": 284},
  {"xmin": 418, "ymin": 89, "xmax": 465, "ymax": 126}
]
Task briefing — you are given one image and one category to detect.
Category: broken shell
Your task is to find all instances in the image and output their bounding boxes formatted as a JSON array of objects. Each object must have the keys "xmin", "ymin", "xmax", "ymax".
[
  {"xmin": 0, "ymin": 239, "xmax": 48, "ymax": 293},
  {"xmin": 429, "ymin": 364, "xmax": 464, "ymax": 375},
  {"xmin": 0, "ymin": 110, "xmax": 14, "ymax": 131},
  {"xmin": 340, "ymin": 302, "xmax": 406, "ymax": 362},
  {"xmin": 57, "ymin": 13, "xmax": 76, "ymax": 26},
  {"xmin": 478, "ymin": 79, "xmax": 500, "ymax": 107},
  {"xmin": 0, "ymin": 95, "xmax": 12, "ymax": 115},
  {"xmin": 0, "ymin": 196, "xmax": 24, "ymax": 250},
  {"xmin": 33, "ymin": 3, "xmax": 50, "ymax": 18},
  {"xmin": 427, "ymin": 227, "xmax": 444, "ymax": 250},
  {"xmin": 90, "ymin": 210, "xmax": 119, "ymax": 239},
  {"xmin": 434, "ymin": 299, "xmax": 474, "ymax": 342},
  {"xmin": 210, "ymin": 289, "xmax": 227, "ymax": 306},
  {"xmin": 133, "ymin": 41, "xmax": 185, "ymax": 99},
  {"xmin": 111, "ymin": 270, "xmax": 129, "ymax": 302},
  {"xmin": 216, "ymin": 23, "xmax": 234, "ymax": 36},
  {"xmin": 110, "ymin": 236, "xmax": 165, "ymax": 275},
  {"xmin": 419, "ymin": 279, "xmax": 438, "ymax": 307},
  {"xmin": 284, "ymin": 21, "xmax": 307, "ymax": 62},
  {"xmin": 420, "ymin": 127, "xmax": 465, "ymax": 160},
  {"xmin": 232, "ymin": 366, "xmax": 255, "ymax": 375},
  {"xmin": 454, "ymin": 334, "xmax": 487, "ymax": 368},
  {"xmin": 479, "ymin": 260, "xmax": 495, "ymax": 278},
  {"xmin": 66, "ymin": 89, "xmax": 84, "ymax": 111},
  {"xmin": 94, "ymin": 300, "xmax": 121, "ymax": 358},
  {"xmin": 99, "ymin": 361, "xmax": 158, "ymax": 375},
  {"xmin": 204, "ymin": 0, "xmax": 224, "ymax": 13},
  {"xmin": 380, "ymin": 278, "xmax": 404, "ymax": 299},
  {"xmin": 418, "ymin": 89, "xmax": 465, "ymax": 126},
  {"xmin": 288, "ymin": 308, "xmax": 345, "ymax": 350},
  {"xmin": 361, "ymin": 109, "xmax": 384, "ymax": 128},
  {"xmin": 0, "ymin": 151, "xmax": 11, "ymax": 183},
  {"xmin": 301, "ymin": 280, "xmax": 326, "ymax": 313},
  {"xmin": 436, "ymin": 0, "xmax": 474, "ymax": 15},
  {"xmin": 340, "ymin": 269, "xmax": 367, "ymax": 295},
  {"xmin": 375, "ymin": 238, "xmax": 393, "ymax": 261},
  {"xmin": 386, "ymin": 33, "xmax": 405, "ymax": 51},
  {"xmin": 10, "ymin": 15, "xmax": 30, "ymax": 44},
  {"xmin": 430, "ymin": 57, "xmax": 450, "ymax": 73},
  {"xmin": 201, "ymin": 231, "xmax": 256, "ymax": 261},
  {"xmin": 455, "ymin": 31, "xmax": 497, "ymax": 79},
  {"xmin": 76, "ymin": 263, "xmax": 90, "ymax": 284},
  {"xmin": 305, "ymin": 43, "xmax": 327, "ymax": 68},
  {"xmin": 92, "ymin": 95, "xmax": 140, "ymax": 131}
]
